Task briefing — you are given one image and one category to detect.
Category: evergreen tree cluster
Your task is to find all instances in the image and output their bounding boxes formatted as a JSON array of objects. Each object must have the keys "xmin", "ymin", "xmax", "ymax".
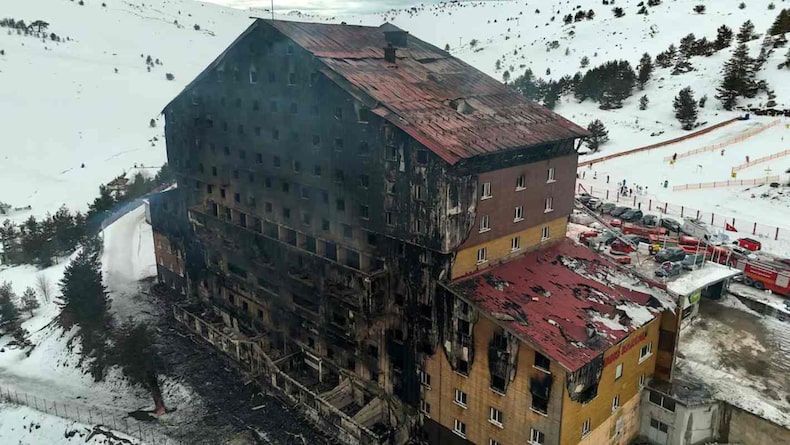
[
  {"xmin": 0, "ymin": 282, "xmax": 32, "ymax": 350},
  {"xmin": 574, "ymin": 60, "xmax": 636, "ymax": 109},
  {"xmin": 113, "ymin": 320, "xmax": 166, "ymax": 413},
  {"xmin": 1, "ymin": 206, "xmax": 87, "ymax": 267}
]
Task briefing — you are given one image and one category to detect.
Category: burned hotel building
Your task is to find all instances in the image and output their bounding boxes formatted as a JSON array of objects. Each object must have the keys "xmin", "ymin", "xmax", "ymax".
[{"xmin": 158, "ymin": 19, "xmax": 681, "ymax": 445}]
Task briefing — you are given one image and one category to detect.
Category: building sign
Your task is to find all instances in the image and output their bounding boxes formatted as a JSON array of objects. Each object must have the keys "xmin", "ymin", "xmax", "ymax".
[{"xmin": 604, "ymin": 330, "xmax": 648, "ymax": 367}]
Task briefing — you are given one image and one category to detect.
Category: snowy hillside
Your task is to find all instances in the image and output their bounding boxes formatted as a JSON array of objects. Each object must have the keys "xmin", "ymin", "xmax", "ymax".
[
  {"xmin": 0, "ymin": 0, "xmax": 787, "ymax": 223},
  {"xmin": 315, "ymin": 0, "xmax": 789, "ymax": 158}
]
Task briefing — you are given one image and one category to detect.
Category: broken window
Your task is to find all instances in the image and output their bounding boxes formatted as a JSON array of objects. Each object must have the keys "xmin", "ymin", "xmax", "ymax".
[
  {"xmin": 273, "ymin": 156, "xmax": 281, "ymax": 167},
  {"xmin": 334, "ymin": 138, "xmax": 343, "ymax": 151},
  {"xmin": 249, "ymin": 70, "xmax": 258, "ymax": 84},
  {"xmin": 535, "ymin": 352, "xmax": 550, "ymax": 371},
  {"xmin": 458, "ymin": 359, "xmax": 469, "ymax": 375},
  {"xmin": 288, "ymin": 72, "xmax": 296, "ymax": 85},
  {"xmin": 345, "ymin": 250, "xmax": 360, "ymax": 269},
  {"xmin": 227, "ymin": 262, "xmax": 247, "ymax": 278},
  {"xmin": 358, "ymin": 142, "xmax": 369, "ymax": 154},
  {"xmin": 416, "ymin": 149, "xmax": 428, "ymax": 165},
  {"xmin": 336, "ymin": 199, "xmax": 345, "ymax": 212},
  {"xmin": 321, "ymin": 219, "xmax": 330, "ymax": 231},
  {"xmin": 359, "ymin": 174, "xmax": 369, "ymax": 188},
  {"xmin": 282, "ymin": 207, "xmax": 290, "ymax": 219},
  {"xmin": 312, "ymin": 135, "xmax": 320, "ymax": 146},
  {"xmin": 269, "ymin": 100, "xmax": 278, "ymax": 112},
  {"xmin": 360, "ymin": 205, "xmax": 369, "ymax": 220},
  {"xmin": 292, "ymin": 160, "xmax": 301, "ymax": 173},
  {"xmin": 334, "ymin": 106, "xmax": 343, "ymax": 120},
  {"xmin": 305, "ymin": 236, "xmax": 316, "ymax": 253},
  {"xmin": 530, "ymin": 375, "xmax": 552, "ymax": 414},
  {"xmin": 301, "ymin": 212, "xmax": 311, "ymax": 226},
  {"xmin": 290, "ymin": 102, "xmax": 298, "ymax": 114},
  {"xmin": 282, "ymin": 182, "xmax": 290, "ymax": 193},
  {"xmin": 491, "ymin": 375, "xmax": 506, "ymax": 393},
  {"xmin": 300, "ymin": 186, "xmax": 309, "ymax": 200},
  {"xmin": 272, "ymin": 129, "xmax": 279, "ymax": 140},
  {"xmin": 253, "ymin": 100, "xmax": 259, "ymax": 111},
  {"xmin": 342, "ymin": 224, "xmax": 352, "ymax": 238},
  {"xmin": 385, "ymin": 212, "xmax": 394, "ymax": 226},
  {"xmin": 239, "ymin": 212, "xmax": 247, "ymax": 227},
  {"xmin": 324, "ymin": 242, "xmax": 337, "ymax": 261},
  {"xmin": 313, "ymin": 165, "xmax": 322, "ymax": 176},
  {"xmin": 334, "ymin": 169, "xmax": 345, "ymax": 183}
]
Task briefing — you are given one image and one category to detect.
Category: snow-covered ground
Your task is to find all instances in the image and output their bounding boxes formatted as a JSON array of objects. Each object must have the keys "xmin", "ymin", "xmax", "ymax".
[
  {"xmin": 0, "ymin": 402, "xmax": 144, "ymax": 445},
  {"xmin": 0, "ymin": 206, "xmax": 199, "ymax": 444}
]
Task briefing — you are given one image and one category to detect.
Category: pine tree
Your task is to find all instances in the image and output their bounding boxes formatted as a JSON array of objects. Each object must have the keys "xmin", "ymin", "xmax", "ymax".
[
  {"xmin": 113, "ymin": 321, "xmax": 166, "ymax": 414},
  {"xmin": 0, "ymin": 281, "xmax": 20, "ymax": 328},
  {"xmin": 714, "ymin": 25, "xmax": 734, "ymax": 50},
  {"xmin": 639, "ymin": 95, "xmax": 649, "ymax": 110},
  {"xmin": 716, "ymin": 43, "xmax": 757, "ymax": 109},
  {"xmin": 673, "ymin": 87, "xmax": 698, "ymax": 130},
  {"xmin": 444, "ymin": 43, "xmax": 450, "ymax": 51},
  {"xmin": 0, "ymin": 219, "xmax": 21, "ymax": 264},
  {"xmin": 58, "ymin": 236, "xmax": 112, "ymax": 380},
  {"xmin": 672, "ymin": 57, "xmax": 694, "ymax": 75},
  {"xmin": 586, "ymin": 120, "xmax": 609, "ymax": 152},
  {"xmin": 542, "ymin": 82, "xmax": 561, "ymax": 110},
  {"xmin": 655, "ymin": 51, "xmax": 673, "ymax": 68},
  {"xmin": 21, "ymin": 287, "xmax": 39, "ymax": 317},
  {"xmin": 637, "ymin": 53, "xmax": 653, "ymax": 89},
  {"xmin": 699, "ymin": 95, "xmax": 708, "ymax": 108},
  {"xmin": 502, "ymin": 70, "xmax": 511, "ymax": 83},
  {"xmin": 580, "ymin": 56, "xmax": 590, "ymax": 68},
  {"xmin": 612, "ymin": 7, "xmax": 625, "ymax": 18},
  {"xmin": 737, "ymin": 20, "xmax": 758, "ymax": 44},
  {"xmin": 680, "ymin": 34, "xmax": 697, "ymax": 58},
  {"xmin": 666, "ymin": 44, "xmax": 677, "ymax": 62},
  {"xmin": 768, "ymin": 8, "xmax": 790, "ymax": 36}
]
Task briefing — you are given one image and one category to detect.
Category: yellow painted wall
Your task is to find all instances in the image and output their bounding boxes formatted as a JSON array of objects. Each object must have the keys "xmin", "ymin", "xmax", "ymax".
[
  {"xmin": 451, "ymin": 216, "xmax": 567, "ymax": 279},
  {"xmin": 422, "ymin": 315, "xmax": 565, "ymax": 445},
  {"xmin": 560, "ymin": 318, "xmax": 661, "ymax": 445},
  {"xmin": 578, "ymin": 392, "xmax": 643, "ymax": 445}
]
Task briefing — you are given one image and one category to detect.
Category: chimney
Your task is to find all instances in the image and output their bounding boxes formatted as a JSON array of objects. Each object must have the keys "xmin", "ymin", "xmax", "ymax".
[{"xmin": 384, "ymin": 44, "xmax": 397, "ymax": 64}]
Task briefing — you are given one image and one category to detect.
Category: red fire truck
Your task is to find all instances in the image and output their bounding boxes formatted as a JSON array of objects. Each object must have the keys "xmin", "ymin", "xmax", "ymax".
[{"xmin": 736, "ymin": 259, "xmax": 790, "ymax": 297}]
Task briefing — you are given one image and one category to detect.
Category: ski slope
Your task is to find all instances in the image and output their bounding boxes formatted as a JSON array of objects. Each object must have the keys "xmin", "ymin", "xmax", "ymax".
[{"xmin": 0, "ymin": 0, "xmax": 788, "ymax": 233}]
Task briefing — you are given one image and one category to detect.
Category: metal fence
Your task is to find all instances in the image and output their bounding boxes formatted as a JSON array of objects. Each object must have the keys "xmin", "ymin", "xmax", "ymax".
[
  {"xmin": 577, "ymin": 183, "xmax": 790, "ymax": 241},
  {"xmin": 662, "ymin": 119, "xmax": 781, "ymax": 162},
  {"xmin": 731, "ymin": 149, "xmax": 790, "ymax": 173},
  {"xmin": 0, "ymin": 385, "xmax": 178, "ymax": 445},
  {"xmin": 672, "ymin": 176, "xmax": 780, "ymax": 191}
]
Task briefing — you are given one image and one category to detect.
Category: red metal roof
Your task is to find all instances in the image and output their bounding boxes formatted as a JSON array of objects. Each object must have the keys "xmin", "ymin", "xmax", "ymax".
[
  {"xmin": 264, "ymin": 20, "xmax": 589, "ymax": 165},
  {"xmin": 449, "ymin": 238, "xmax": 672, "ymax": 372}
]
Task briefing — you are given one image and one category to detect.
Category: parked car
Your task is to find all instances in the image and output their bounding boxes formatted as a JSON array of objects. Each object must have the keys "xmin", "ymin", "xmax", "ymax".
[
  {"xmin": 585, "ymin": 197, "xmax": 603, "ymax": 210},
  {"xmin": 655, "ymin": 261, "xmax": 683, "ymax": 277},
  {"xmin": 609, "ymin": 206, "xmax": 631, "ymax": 217},
  {"xmin": 600, "ymin": 203, "xmax": 617, "ymax": 214},
  {"xmin": 577, "ymin": 193, "xmax": 593, "ymax": 204},
  {"xmin": 681, "ymin": 254, "xmax": 706, "ymax": 270},
  {"xmin": 620, "ymin": 209, "xmax": 644, "ymax": 222},
  {"xmin": 609, "ymin": 218, "xmax": 622, "ymax": 228},
  {"xmin": 641, "ymin": 214, "xmax": 659, "ymax": 227},
  {"xmin": 570, "ymin": 211, "xmax": 595, "ymax": 225},
  {"xmin": 660, "ymin": 217, "xmax": 681, "ymax": 233},
  {"xmin": 579, "ymin": 230, "xmax": 601, "ymax": 245},
  {"xmin": 654, "ymin": 247, "xmax": 687, "ymax": 263},
  {"xmin": 730, "ymin": 245, "xmax": 758, "ymax": 260}
]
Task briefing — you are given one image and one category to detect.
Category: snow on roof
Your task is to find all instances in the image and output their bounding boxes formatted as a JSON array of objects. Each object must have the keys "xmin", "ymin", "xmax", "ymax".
[
  {"xmin": 665, "ymin": 261, "xmax": 741, "ymax": 296},
  {"xmin": 450, "ymin": 238, "xmax": 675, "ymax": 372},
  {"xmin": 677, "ymin": 294, "xmax": 790, "ymax": 428}
]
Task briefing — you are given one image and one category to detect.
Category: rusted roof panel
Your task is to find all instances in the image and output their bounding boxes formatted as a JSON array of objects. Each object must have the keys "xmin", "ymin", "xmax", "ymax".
[
  {"xmin": 264, "ymin": 19, "xmax": 589, "ymax": 165},
  {"xmin": 449, "ymin": 238, "xmax": 674, "ymax": 372}
]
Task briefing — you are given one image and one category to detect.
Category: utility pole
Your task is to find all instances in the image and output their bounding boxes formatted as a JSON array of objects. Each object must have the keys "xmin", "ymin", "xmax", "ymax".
[{"xmin": 271, "ymin": 0, "xmax": 274, "ymax": 20}]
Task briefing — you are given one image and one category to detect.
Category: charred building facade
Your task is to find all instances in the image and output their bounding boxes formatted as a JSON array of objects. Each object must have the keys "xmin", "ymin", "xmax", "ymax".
[{"xmin": 159, "ymin": 19, "xmax": 677, "ymax": 445}]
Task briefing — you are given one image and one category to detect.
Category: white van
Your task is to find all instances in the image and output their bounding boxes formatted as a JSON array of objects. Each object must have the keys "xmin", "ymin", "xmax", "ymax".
[{"xmin": 681, "ymin": 218, "xmax": 729, "ymax": 245}]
